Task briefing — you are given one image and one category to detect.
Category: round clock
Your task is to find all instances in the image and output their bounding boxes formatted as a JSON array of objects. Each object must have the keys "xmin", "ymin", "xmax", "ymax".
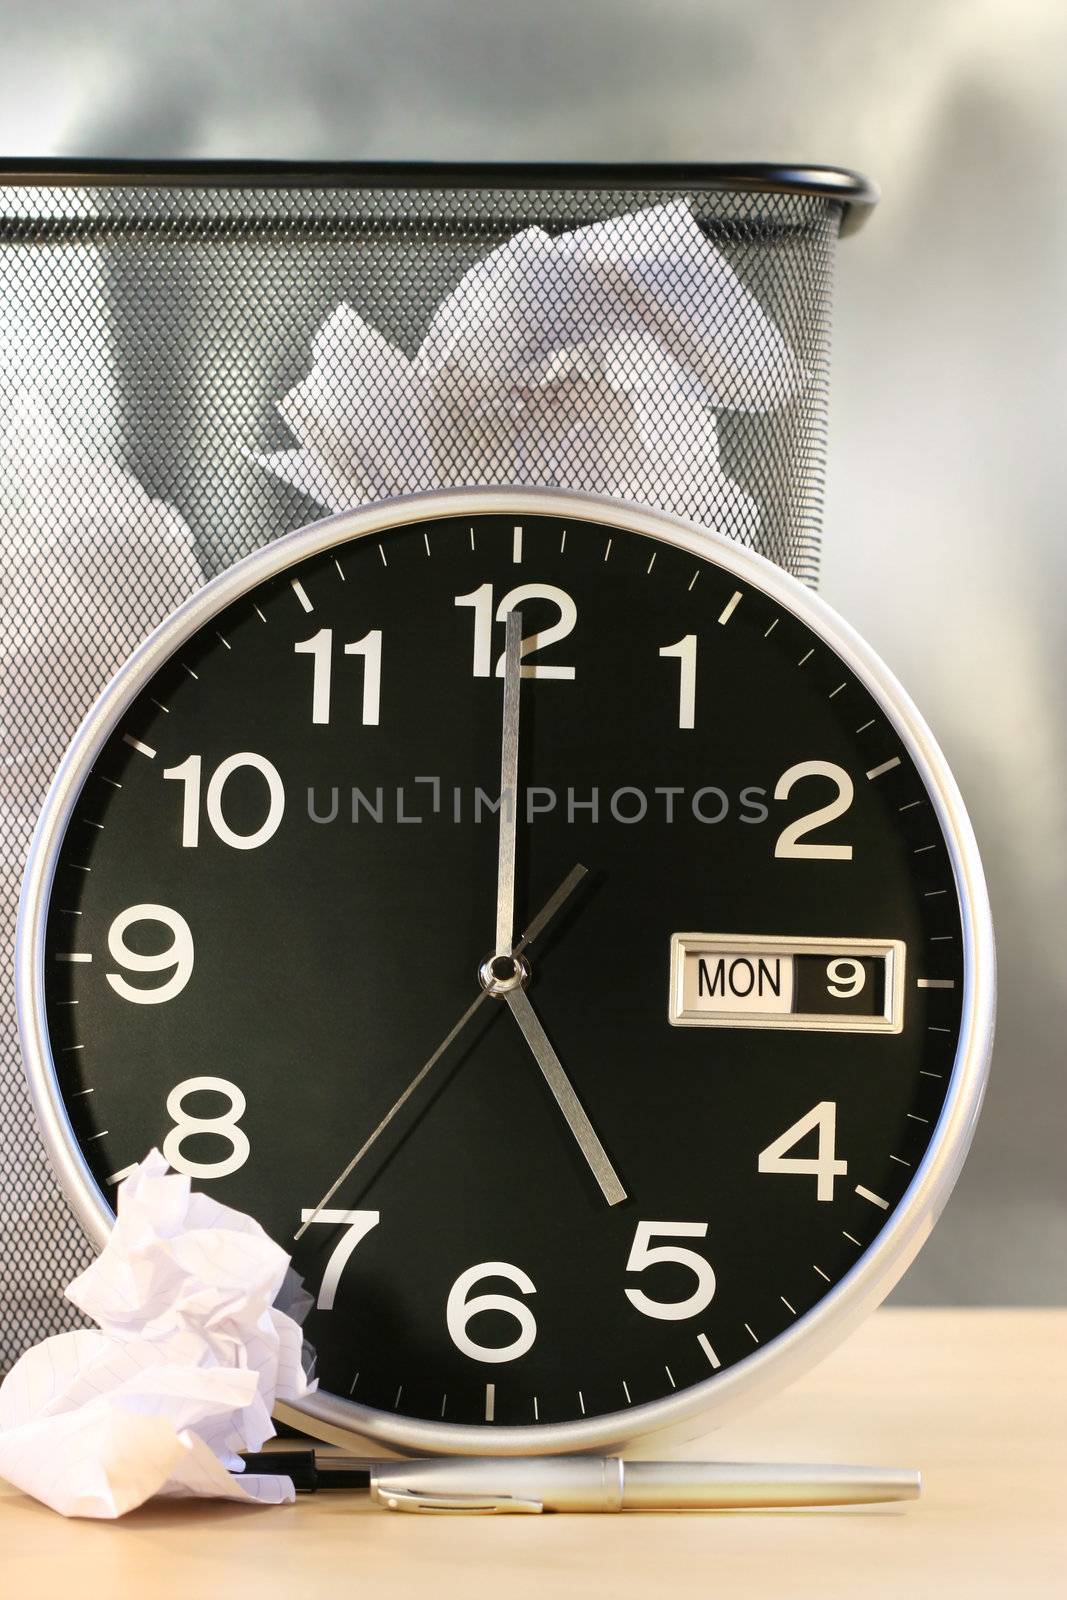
[{"xmin": 16, "ymin": 489, "xmax": 994, "ymax": 1457}]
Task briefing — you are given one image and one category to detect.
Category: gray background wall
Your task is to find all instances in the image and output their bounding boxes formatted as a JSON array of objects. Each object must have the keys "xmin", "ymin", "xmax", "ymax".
[{"xmin": 2, "ymin": 0, "xmax": 1064, "ymax": 1303}]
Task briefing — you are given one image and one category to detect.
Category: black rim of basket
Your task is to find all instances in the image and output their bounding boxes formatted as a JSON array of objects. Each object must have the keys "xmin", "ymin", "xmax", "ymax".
[{"xmin": 0, "ymin": 160, "xmax": 878, "ymax": 235}]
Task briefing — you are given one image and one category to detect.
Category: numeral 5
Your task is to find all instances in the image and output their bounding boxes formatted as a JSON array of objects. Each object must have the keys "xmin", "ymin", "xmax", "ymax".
[{"xmin": 624, "ymin": 1221, "xmax": 716, "ymax": 1320}]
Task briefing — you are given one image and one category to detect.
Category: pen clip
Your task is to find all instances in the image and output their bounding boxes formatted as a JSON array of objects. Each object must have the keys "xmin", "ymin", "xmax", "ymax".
[{"xmin": 372, "ymin": 1485, "xmax": 543, "ymax": 1515}]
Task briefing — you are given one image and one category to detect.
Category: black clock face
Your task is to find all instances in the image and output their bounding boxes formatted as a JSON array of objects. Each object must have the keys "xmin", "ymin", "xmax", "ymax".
[{"xmin": 40, "ymin": 505, "xmax": 967, "ymax": 1433}]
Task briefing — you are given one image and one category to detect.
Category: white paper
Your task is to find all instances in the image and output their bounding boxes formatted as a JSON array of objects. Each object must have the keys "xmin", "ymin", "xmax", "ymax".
[
  {"xmin": 558, "ymin": 197, "xmax": 801, "ymax": 411},
  {"xmin": 255, "ymin": 200, "xmax": 791, "ymax": 538},
  {"xmin": 0, "ymin": 391, "xmax": 203, "ymax": 785},
  {"xmin": 0, "ymin": 1151, "xmax": 316, "ymax": 1518},
  {"xmin": 254, "ymin": 303, "xmax": 434, "ymax": 507}
]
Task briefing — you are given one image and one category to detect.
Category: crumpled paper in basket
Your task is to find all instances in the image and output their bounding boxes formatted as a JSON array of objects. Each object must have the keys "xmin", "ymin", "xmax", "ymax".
[
  {"xmin": 0, "ymin": 390, "xmax": 204, "ymax": 785},
  {"xmin": 0, "ymin": 1151, "xmax": 316, "ymax": 1518},
  {"xmin": 255, "ymin": 199, "xmax": 795, "ymax": 532}
]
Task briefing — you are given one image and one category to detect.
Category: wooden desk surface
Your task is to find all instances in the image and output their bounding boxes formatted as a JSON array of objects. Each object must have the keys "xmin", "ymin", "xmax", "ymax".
[{"xmin": 2, "ymin": 1308, "xmax": 1063, "ymax": 1599}]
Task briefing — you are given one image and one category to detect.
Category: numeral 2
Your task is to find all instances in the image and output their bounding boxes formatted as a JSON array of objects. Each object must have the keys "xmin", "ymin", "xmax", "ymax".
[{"xmin": 774, "ymin": 761, "xmax": 854, "ymax": 860}]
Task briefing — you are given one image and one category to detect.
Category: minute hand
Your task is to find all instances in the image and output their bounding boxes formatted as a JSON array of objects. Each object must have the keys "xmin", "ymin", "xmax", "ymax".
[
  {"xmin": 494, "ymin": 608, "xmax": 523, "ymax": 956},
  {"xmin": 502, "ymin": 986, "xmax": 627, "ymax": 1207}
]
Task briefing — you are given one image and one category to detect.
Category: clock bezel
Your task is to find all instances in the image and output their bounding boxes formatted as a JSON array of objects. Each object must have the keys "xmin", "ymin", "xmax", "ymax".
[{"xmin": 15, "ymin": 487, "xmax": 995, "ymax": 1457}]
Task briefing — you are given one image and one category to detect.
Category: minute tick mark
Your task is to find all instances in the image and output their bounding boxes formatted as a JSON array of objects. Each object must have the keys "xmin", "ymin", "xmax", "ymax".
[
  {"xmin": 697, "ymin": 1333, "xmax": 721, "ymax": 1369},
  {"xmin": 718, "ymin": 590, "xmax": 742, "ymax": 624}
]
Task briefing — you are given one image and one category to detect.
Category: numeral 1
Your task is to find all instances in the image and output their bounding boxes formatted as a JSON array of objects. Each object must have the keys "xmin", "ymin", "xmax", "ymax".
[{"xmin": 659, "ymin": 634, "xmax": 697, "ymax": 729}]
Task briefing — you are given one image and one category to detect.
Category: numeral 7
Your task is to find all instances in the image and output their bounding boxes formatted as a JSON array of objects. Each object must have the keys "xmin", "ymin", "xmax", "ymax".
[{"xmin": 298, "ymin": 1208, "xmax": 380, "ymax": 1310}]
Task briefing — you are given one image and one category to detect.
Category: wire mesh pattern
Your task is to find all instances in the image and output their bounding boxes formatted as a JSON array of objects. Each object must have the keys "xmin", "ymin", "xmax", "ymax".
[{"xmin": 0, "ymin": 177, "xmax": 841, "ymax": 1367}]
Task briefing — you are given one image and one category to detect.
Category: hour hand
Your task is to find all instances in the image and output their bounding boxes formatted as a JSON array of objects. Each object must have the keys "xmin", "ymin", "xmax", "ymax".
[{"xmin": 501, "ymin": 984, "xmax": 627, "ymax": 1207}]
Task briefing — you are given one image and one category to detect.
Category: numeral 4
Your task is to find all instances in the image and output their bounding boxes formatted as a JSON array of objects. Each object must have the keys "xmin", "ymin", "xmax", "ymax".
[{"xmin": 758, "ymin": 1101, "xmax": 847, "ymax": 1201}]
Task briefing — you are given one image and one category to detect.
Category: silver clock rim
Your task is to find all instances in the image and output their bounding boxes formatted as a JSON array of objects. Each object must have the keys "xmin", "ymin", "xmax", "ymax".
[{"xmin": 15, "ymin": 486, "xmax": 995, "ymax": 1458}]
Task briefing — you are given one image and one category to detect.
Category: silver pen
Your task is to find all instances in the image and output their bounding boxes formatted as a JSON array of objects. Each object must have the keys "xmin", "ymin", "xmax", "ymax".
[{"xmin": 240, "ymin": 1451, "xmax": 921, "ymax": 1513}]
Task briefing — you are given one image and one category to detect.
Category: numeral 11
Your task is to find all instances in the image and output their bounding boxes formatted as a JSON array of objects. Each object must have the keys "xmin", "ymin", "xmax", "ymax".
[{"xmin": 294, "ymin": 628, "xmax": 382, "ymax": 725}]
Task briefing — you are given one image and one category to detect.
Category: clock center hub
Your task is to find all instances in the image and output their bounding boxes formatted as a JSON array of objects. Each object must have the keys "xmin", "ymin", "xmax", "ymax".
[{"xmin": 478, "ymin": 952, "xmax": 532, "ymax": 997}]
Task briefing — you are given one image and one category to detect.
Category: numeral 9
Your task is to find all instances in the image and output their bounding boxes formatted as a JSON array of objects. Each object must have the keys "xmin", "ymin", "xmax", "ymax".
[
  {"xmin": 826, "ymin": 958, "xmax": 866, "ymax": 998},
  {"xmin": 106, "ymin": 904, "xmax": 194, "ymax": 1004}
]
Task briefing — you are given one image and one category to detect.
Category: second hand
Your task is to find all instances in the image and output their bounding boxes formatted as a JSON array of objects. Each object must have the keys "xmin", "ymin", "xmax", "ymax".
[{"xmin": 294, "ymin": 864, "xmax": 588, "ymax": 1241}]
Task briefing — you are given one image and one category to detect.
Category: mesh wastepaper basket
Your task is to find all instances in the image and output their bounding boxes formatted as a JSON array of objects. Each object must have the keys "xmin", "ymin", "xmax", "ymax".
[{"xmin": 0, "ymin": 160, "xmax": 876, "ymax": 1367}]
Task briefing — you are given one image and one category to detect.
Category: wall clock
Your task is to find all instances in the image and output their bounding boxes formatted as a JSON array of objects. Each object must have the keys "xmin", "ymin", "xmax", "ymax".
[{"xmin": 16, "ymin": 488, "xmax": 994, "ymax": 1456}]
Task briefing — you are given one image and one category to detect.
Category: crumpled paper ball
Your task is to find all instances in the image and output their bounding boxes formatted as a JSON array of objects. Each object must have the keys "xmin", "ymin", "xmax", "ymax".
[
  {"xmin": 554, "ymin": 197, "xmax": 800, "ymax": 412},
  {"xmin": 0, "ymin": 390, "xmax": 204, "ymax": 788},
  {"xmin": 255, "ymin": 199, "xmax": 786, "ymax": 536},
  {"xmin": 0, "ymin": 1151, "xmax": 316, "ymax": 1518},
  {"xmin": 254, "ymin": 305, "xmax": 435, "ymax": 510}
]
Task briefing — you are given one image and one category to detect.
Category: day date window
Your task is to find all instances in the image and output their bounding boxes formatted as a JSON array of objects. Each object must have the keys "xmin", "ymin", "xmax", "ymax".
[{"xmin": 669, "ymin": 935, "xmax": 905, "ymax": 1034}]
